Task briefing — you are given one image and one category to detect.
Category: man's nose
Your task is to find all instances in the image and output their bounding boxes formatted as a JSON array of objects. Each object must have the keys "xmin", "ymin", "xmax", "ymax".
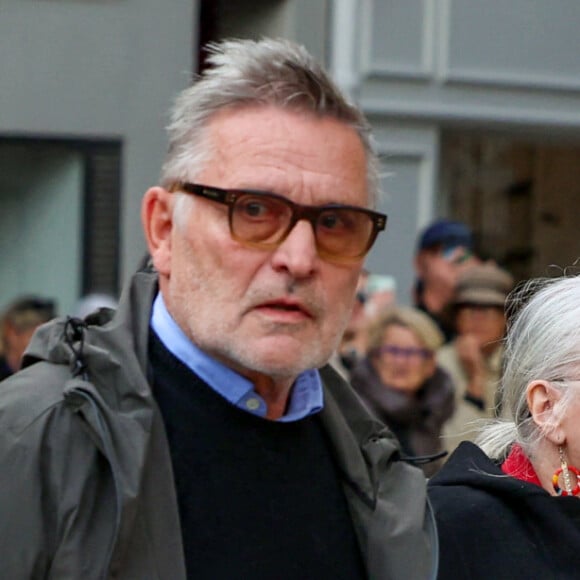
[{"xmin": 270, "ymin": 220, "xmax": 318, "ymax": 278}]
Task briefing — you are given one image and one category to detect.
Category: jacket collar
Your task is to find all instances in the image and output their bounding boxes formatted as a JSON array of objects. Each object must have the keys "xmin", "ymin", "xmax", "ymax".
[{"xmin": 318, "ymin": 364, "xmax": 407, "ymax": 507}]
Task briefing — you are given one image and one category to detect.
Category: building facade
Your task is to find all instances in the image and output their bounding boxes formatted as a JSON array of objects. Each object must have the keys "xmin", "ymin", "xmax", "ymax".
[
  {"xmin": 0, "ymin": 0, "xmax": 196, "ymax": 313},
  {"xmin": 2, "ymin": 0, "xmax": 580, "ymax": 312},
  {"xmin": 333, "ymin": 0, "xmax": 580, "ymax": 301}
]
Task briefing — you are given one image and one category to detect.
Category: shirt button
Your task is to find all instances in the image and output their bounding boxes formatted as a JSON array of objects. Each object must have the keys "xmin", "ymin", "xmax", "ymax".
[{"xmin": 246, "ymin": 398, "xmax": 260, "ymax": 411}]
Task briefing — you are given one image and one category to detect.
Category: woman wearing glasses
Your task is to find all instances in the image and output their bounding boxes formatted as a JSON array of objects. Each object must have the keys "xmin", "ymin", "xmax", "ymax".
[
  {"xmin": 350, "ymin": 306, "xmax": 454, "ymax": 476},
  {"xmin": 429, "ymin": 275, "xmax": 580, "ymax": 579}
]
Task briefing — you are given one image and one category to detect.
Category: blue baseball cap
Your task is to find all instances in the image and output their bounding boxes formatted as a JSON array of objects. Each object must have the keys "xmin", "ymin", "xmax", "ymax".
[{"xmin": 417, "ymin": 219, "xmax": 473, "ymax": 251}]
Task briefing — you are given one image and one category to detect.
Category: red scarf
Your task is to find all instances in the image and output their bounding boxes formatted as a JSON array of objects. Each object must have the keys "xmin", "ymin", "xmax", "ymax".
[{"xmin": 501, "ymin": 444, "xmax": 543, "ymax": 488}]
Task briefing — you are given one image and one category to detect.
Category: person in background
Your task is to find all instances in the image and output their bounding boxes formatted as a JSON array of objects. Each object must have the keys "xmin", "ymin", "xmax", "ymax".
[
  {"xmin": 0, "ymin": 296, "xmax": 56, "ymax": 381},
  {"xmin": 0, "ymin": 38, "xmax": 436, "ymax": 579},
  {"xmin": 413, "ymin": 218, "xmax": 479, "ymax": 342},
  {"xmin": 438, "ymin": 262, "xmax": 514, "ymax": 454},
  {"xmin": 336, "ymin": 270, "xmax": 396, "ymax": 375},
  {"xmin": 350, "ymin": 306, "xmax": 455, "ymax": 476},
  {"xmin": 335, "ymin": 268, "xmax": 370, "ymax": 374},
  {"xmin": 429, "ymin": 274, "xmax": 580, "ymax": 579}
]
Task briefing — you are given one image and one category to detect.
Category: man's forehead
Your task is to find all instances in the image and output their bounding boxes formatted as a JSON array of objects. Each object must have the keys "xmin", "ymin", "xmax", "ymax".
[
  {"xmin": 199, "ymin": 106, "xmax": 369, "ymax": 200},
  {"xmin": 205, "ymin": 105, "xmax": 358, "ymax": 143}
]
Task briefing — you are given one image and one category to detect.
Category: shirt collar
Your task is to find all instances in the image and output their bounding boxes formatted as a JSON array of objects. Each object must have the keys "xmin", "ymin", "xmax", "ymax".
[{"xmin": 150, "ymin": 293, "xmax": 323, "ymax": 422}]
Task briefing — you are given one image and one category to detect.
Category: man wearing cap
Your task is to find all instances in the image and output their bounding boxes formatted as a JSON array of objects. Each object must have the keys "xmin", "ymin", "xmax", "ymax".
[
  {"xmin": 413, "ymin": 219, "xmax": 479, "ymax": 342},
  {"xmin": 437, "ymin": 263, "xmax": 514, "ymax": 454}
]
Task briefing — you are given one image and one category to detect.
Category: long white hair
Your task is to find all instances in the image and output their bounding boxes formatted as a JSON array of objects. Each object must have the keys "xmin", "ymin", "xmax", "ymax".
[{"xmin": 477, "ymin": 275, "xmax": 580, "ymax": 460}]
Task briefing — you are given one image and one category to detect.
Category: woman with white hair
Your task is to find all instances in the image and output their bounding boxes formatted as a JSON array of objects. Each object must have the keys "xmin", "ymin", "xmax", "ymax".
[{"xmin": 429, "ymin": 275, "xmax": 580, "ymax": 578}]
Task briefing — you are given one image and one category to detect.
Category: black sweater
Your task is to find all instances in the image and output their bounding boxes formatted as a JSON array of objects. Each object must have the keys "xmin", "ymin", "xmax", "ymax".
[
  {"xmin": 429, "ymin": 442, "xmax": 580, "ymax": 580},
  {"xmin": 149, "ymin": 331, "xmax": 365, "ymax": 580}
]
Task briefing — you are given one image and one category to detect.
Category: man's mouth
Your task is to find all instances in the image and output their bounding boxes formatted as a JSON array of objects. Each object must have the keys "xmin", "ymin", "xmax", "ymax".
[{"xmin": 255, "ymin": 299, "xmax": 314, "ymax": 319}]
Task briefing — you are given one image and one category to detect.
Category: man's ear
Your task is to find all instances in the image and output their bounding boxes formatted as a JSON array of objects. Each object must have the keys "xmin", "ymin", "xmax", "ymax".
[
  {"xmin": 526, "ymin": 380, "xmax": 565, "ymax": 445},
  {"xmin": 141, "ymin": 186, "xmax": 174, "ymax": 277}
]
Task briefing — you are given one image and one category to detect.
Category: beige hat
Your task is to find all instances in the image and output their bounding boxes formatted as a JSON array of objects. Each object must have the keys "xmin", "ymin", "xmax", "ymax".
[{"xmin": 454, "ymin": 263, "xmax": 514, "ymax": 307}]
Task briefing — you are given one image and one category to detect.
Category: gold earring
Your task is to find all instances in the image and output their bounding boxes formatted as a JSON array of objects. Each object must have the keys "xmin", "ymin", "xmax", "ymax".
[{"xmin": 552, "ymin": 446, "xmax": 580, "ymax": 496}]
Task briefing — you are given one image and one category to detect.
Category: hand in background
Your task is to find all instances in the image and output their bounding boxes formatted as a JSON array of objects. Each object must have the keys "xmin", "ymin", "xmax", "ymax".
[{"xmin": 455, "ymin": 334, "xmax": 485, "ymax": 400}]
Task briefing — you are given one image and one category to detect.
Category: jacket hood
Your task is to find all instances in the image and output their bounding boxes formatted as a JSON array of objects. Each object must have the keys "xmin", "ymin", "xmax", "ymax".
[
  {"xmin": 22, "ymin": 269, "xmax": 158, "ymax": 402},
  {"xmin": 2, "ymin": 267, "xmax": 187, "ymax": 579}
]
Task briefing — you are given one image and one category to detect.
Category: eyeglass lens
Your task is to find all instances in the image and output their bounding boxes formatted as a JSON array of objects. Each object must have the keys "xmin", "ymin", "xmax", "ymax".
[
  {"xmin": 379, "ymin": 345, "xmax": 431, "ymax": 359},
  {"xmin": 230, "ymin": 193, "xmax": 374, "ymax": 259}
]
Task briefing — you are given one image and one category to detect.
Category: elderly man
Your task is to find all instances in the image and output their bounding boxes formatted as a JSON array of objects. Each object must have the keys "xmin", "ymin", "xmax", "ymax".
[{"xmin": 0, "ymin": 39, "xmax": 435, "ymax": 579}]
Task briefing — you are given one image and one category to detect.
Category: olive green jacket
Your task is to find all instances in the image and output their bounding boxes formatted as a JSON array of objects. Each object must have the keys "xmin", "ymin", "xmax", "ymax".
[{"xmin": 0, "ymin": 269, "xmax": 436, "ymax": 579}]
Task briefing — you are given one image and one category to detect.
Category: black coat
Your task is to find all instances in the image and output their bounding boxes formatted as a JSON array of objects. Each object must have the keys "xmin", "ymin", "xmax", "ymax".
[{"xmin": 428, "ymin": 442, "xmax": 580, "ymax": 579}]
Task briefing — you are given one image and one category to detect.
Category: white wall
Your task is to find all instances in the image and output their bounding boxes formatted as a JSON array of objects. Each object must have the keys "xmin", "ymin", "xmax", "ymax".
[
  {"xmin": 356, "ymin": 0, "xmax": 580, "ymax": 128},
  {"xmin": 364, "ymin": 122, "xmax": 439, "ymax": 303},
  {"xmin": 0, "ymin": 145, "xmax": 82, "ymax": 314},
  {"xmin": 0, "ymin": 0, "xmax": 197, "ymax": 283}
]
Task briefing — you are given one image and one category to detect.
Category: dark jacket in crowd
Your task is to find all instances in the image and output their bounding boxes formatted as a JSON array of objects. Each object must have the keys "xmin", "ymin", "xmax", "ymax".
[
  {"xmin": 0, "ymin": 356, "xmax": 12, "ymax": 381},
  {"xmin": 350, "ymin": 358, "xmax": 454, "ymax": 476},
  {"xmin": 429, "ymin": 442, "xmax": 580, "ymax": 579},
  {"xmin": 0, "ymin": 268, "xmax": 437, "ymax": 580}
]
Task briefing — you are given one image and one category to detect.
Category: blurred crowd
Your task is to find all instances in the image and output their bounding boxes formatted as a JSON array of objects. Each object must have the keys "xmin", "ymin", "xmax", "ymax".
[{"xmin": 335, "ymin": 218, "xmax": 515, "ymax": 476}]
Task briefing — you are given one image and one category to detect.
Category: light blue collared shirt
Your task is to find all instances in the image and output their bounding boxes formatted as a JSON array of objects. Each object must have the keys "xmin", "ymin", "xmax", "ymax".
[{"xmin": 151, "ymin": 294, "xmax": 324, "ymax": 422}]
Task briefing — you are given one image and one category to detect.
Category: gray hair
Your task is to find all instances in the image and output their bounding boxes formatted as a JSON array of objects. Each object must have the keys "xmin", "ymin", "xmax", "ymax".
[
  {"xmin": 161, "ymin": 38, "xmax": 379, "ymax": 211},
  {"xmin": 477, "ymin": 275, "xmax": 580, "ymax": 460}
]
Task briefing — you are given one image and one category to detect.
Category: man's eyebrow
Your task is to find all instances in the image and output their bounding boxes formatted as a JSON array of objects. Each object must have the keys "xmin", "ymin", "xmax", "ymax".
[{"xmin": 225, "ymin": 185, "xmax": 353, "ymax": 207}]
